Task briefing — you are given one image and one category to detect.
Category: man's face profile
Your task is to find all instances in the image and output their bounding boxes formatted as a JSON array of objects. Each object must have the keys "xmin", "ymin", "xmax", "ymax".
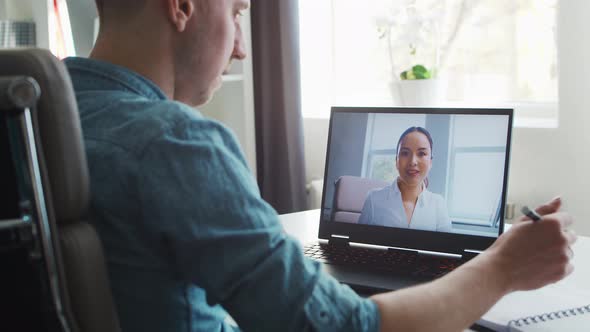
[
  {"xmin": 175, "ymin": 0, "xmax": 249, "ymax": 106},
  {"xmin": 93, "ymin": 0, "xmax": 249, "ymax": 106}
]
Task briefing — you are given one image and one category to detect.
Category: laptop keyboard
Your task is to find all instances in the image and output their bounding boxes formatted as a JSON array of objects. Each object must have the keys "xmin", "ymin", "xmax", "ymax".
[{"xmin": 303, "ymin": 243, "xmax": 463, "ymax": 279}]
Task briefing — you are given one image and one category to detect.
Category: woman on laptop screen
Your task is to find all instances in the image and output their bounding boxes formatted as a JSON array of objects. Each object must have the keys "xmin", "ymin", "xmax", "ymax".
[{"xmin": 358, "ymin": 126, "xmax": 452, "ymax": 232}]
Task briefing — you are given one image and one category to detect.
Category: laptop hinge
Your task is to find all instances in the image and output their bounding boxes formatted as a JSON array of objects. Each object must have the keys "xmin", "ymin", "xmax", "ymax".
[
  {"xmin": 461, "ymin": 249, "xmax": 480, "ymax": 262},
  {"xmin": 328, "ymin": 234, "xmax": 350, "ymax": 247}
]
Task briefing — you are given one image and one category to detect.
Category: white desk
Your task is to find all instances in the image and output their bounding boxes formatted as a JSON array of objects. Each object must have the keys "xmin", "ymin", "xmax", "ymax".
[
  {"xmin": 280, "ymin": 209, "xmax": 322, "ymax": 244},
  {"xmin": 279, "ymin": 209, "xmax": 590, "ymax": 331}
]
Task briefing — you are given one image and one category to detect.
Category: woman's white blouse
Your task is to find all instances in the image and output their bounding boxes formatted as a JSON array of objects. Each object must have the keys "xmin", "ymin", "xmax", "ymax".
[{"xmin": 358, "ymin": 179, "xmax": 452, "ymax": 232}]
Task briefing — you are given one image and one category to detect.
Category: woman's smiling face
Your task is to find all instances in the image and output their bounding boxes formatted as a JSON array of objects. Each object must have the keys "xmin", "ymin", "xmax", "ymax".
[{"xmin": 396, "ymin": 131, "xmax": 432, "ymax": 187}]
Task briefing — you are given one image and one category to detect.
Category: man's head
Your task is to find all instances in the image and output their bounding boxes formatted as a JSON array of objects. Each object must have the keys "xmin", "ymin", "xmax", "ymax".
[
  {"xmin": 92, "ymin": 0, "xmax": 249, "ymax": 106},
  {"xmin": 94, "ymin": 1, "xmax": 147, "ymax": 26}
]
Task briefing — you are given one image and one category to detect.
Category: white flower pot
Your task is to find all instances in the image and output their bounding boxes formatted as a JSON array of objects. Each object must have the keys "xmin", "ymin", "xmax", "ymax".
[{"xmin": 391, "ymin": 79, "xmax": 447, "ymax": 106}]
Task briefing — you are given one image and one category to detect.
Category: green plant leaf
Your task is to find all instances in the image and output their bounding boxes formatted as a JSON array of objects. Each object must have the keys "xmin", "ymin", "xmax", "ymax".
[
  {"xmin": 412, "ymin": 65, "xmax": 431, "ymax": 80},
  {"xmin": 401, "ymin": 65, "xmax": 434, "ymax": 80},
  {"xmin": 412, "ymin": 65, "xmax": 427, "ymax": 74}
]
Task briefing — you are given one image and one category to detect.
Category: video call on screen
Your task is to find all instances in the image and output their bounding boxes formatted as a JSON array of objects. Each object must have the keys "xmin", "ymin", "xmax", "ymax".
[{"xmin": 323, "ymin": 111, "xmax": 510, "ymax": 238}]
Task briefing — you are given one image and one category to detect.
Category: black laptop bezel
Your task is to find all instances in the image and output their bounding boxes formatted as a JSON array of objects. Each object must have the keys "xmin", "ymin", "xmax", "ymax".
[{"xmin": 318, "ymin": 107, "xmax": 513, "ymax": 255}]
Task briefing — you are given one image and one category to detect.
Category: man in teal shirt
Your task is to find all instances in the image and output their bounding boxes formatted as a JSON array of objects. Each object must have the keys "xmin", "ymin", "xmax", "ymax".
[{"xmin": 65, "ymin": 0, "xmax": 577, "ymax": 331}]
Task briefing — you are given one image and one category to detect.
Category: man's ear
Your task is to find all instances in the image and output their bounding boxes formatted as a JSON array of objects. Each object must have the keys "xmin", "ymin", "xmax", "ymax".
[{"xmin": 165, "ymin": 0, "xmax": 195, "ymax": 32}]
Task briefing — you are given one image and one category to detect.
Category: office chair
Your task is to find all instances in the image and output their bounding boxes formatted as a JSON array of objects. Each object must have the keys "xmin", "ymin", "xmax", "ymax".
[{"xmin": 0, "ymin": 49, "xmax": 120, "ymax": 332}]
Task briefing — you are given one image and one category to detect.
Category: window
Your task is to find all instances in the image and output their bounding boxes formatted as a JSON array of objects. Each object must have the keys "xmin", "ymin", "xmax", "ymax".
[
  {"xmin": 446, "ymin": 116, "xmax": 508, "ymax": 225},
  {"xmin": 49, "ymin": 0, "xmax": 76, "ymax": 58},
  {"xmin": 299, "ymin": 0, "xmax": 558, "ymax": 122},
  {"xmin": 361, "ymin": 113, "xmax": 425, "ymax": 180}
]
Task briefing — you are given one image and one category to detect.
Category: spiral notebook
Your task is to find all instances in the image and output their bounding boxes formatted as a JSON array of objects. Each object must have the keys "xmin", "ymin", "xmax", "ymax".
[
  {"xmin": 504, "ymin": 304, "xmax": 590, "ymax": 331},
  {"xmin": 477, "ymin": 238, "xmax": 590, "ymax": 332},
  {"xmin": 477, "ymin": 283, "xmax": 590, "ymax": 331}
]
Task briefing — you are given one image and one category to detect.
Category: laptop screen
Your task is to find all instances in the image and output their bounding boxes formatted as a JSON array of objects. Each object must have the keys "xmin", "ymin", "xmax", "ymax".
[{"xmin": 319, "ymin": 107, "xmax": 512, "ymax": 252}]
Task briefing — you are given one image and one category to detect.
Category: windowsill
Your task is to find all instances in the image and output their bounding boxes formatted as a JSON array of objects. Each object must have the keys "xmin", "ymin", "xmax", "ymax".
[
  {"xmin": 452, "ymin": 220, "xmax": 499, "ymax": 238},
  {"xmin": 511, "ymin": 102, "xmax": 559, "ymax": 129},
  {"xmin": 302, "ymin": 101, "xmax": 559, "ymax": 129},
  {"xmin": 452, "ymin": 218, "xmax": 491, "ymax": 226},
  {"xmin": 222, "ymin": 74, "xmax": 244, "ymax": 82},
  {"xmin": 513, "ymin": 116, "xmax": 558, "ymax": 129}
]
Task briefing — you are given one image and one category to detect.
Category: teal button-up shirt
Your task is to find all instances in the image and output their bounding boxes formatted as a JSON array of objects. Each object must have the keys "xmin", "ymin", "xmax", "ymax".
[{"xmin": 63, "ymin": 57, "xmax": 379, "ymax": 332}]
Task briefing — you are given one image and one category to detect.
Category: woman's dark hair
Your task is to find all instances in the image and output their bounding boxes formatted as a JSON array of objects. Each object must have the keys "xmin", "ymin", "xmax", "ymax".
[{"xmin": 396, "ymin": 126, "xmax": 433, "ymax": 159}]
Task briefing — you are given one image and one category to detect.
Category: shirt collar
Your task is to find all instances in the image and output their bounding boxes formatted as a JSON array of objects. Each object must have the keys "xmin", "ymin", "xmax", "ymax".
[
  {"xmin": 391, "ymin": 179, "xmax": 402, "ymax": 196},
  {"xmin": 63, "ymin": 57, "xmax": 168, "ymax": 101},
  {"xmin": 392, "ymin": 177, "xmax": 426, "ymax": 208}
]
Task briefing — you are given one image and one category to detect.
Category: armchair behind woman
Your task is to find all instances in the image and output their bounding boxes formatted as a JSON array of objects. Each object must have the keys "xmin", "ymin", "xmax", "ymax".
[{"xmin": 331, "ymin": 176, "xmax": 388, "ymax": 223}]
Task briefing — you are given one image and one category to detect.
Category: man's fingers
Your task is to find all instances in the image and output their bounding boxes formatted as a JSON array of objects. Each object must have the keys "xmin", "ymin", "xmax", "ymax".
[
  {"xmin": 567, "ymin": 246, "xmax": 575, "ymax": 260},
  {"xmin": 517, "ymin": 197, "xmax": 562, "ymax": 223},
  {"xmin": 552, "ymin": 211, "xmax": 574, "ymax": 228},
  {"xmin": 564, "ymin": 228, "xmax": 578, "ymax": 246},
  {"xmin": 562, "ymin": 263, "xmax": 575, "ymax": 279},
  {"xmin": 535, "ymin": 196, "xmax": 562, "ymax": 216},
  {"xmin": 536, "ymin": 211, "xmax": 574, "ymax": 230}
]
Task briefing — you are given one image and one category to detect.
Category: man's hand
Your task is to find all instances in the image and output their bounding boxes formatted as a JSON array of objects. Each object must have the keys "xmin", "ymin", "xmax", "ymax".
[
  {"xmin": 373, "ymin": 197, "xmax": 577, "ymax": 332},
  {"xmin": 482, "ymin": 197, "xmax": 576, "ymax": 292}
]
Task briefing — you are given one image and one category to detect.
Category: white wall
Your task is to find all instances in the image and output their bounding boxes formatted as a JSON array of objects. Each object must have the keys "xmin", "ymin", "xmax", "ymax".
[
  {"xmin": 507, "ymin": 0, "xmax": 590, "ymax": 235},
  {"xmin": 2, "ymin": 0, "xmax": 33, "ymax": 19},
  {"xmin": 64, "ymin": 0, "xmax": 97, "ymax": 57},
  {"xmin": 303, "ymin": 0, "xmax": 590, "ymax": 236},
  {"xmin": 0, "ymin": 1, "xmax": 8, "ymax": 19}
]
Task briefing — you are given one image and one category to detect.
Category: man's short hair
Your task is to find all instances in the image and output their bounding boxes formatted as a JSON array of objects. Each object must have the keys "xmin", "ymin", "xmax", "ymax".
[{"xmin": 95, "ymin": 0, "xmax": 146, "ymax": 25}]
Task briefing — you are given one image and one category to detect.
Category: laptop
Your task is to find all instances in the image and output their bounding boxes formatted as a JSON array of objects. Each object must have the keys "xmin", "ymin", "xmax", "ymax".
[{"xmin": 303, "ymin": 107, "xmax": 513, "ymax": 294}]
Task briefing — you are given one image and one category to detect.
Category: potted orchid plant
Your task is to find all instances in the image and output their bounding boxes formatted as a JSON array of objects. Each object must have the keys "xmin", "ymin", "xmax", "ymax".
[{"xmin": 375, "ymin": 0, "xmax": 471, "ymax": 105}]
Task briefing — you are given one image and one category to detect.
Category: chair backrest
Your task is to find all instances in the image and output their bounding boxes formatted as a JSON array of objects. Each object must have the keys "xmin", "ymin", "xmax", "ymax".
[
  {"xmin": 1, "ymin": 94, "xmax": 55, "ymax": 331},
  {"xmin": 331, "ymin": 175, "xmax": 388, "ymax": 223},
  {"xmin": 0, "ymin": 49, "xmax": 121, "ymax": 332}
]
